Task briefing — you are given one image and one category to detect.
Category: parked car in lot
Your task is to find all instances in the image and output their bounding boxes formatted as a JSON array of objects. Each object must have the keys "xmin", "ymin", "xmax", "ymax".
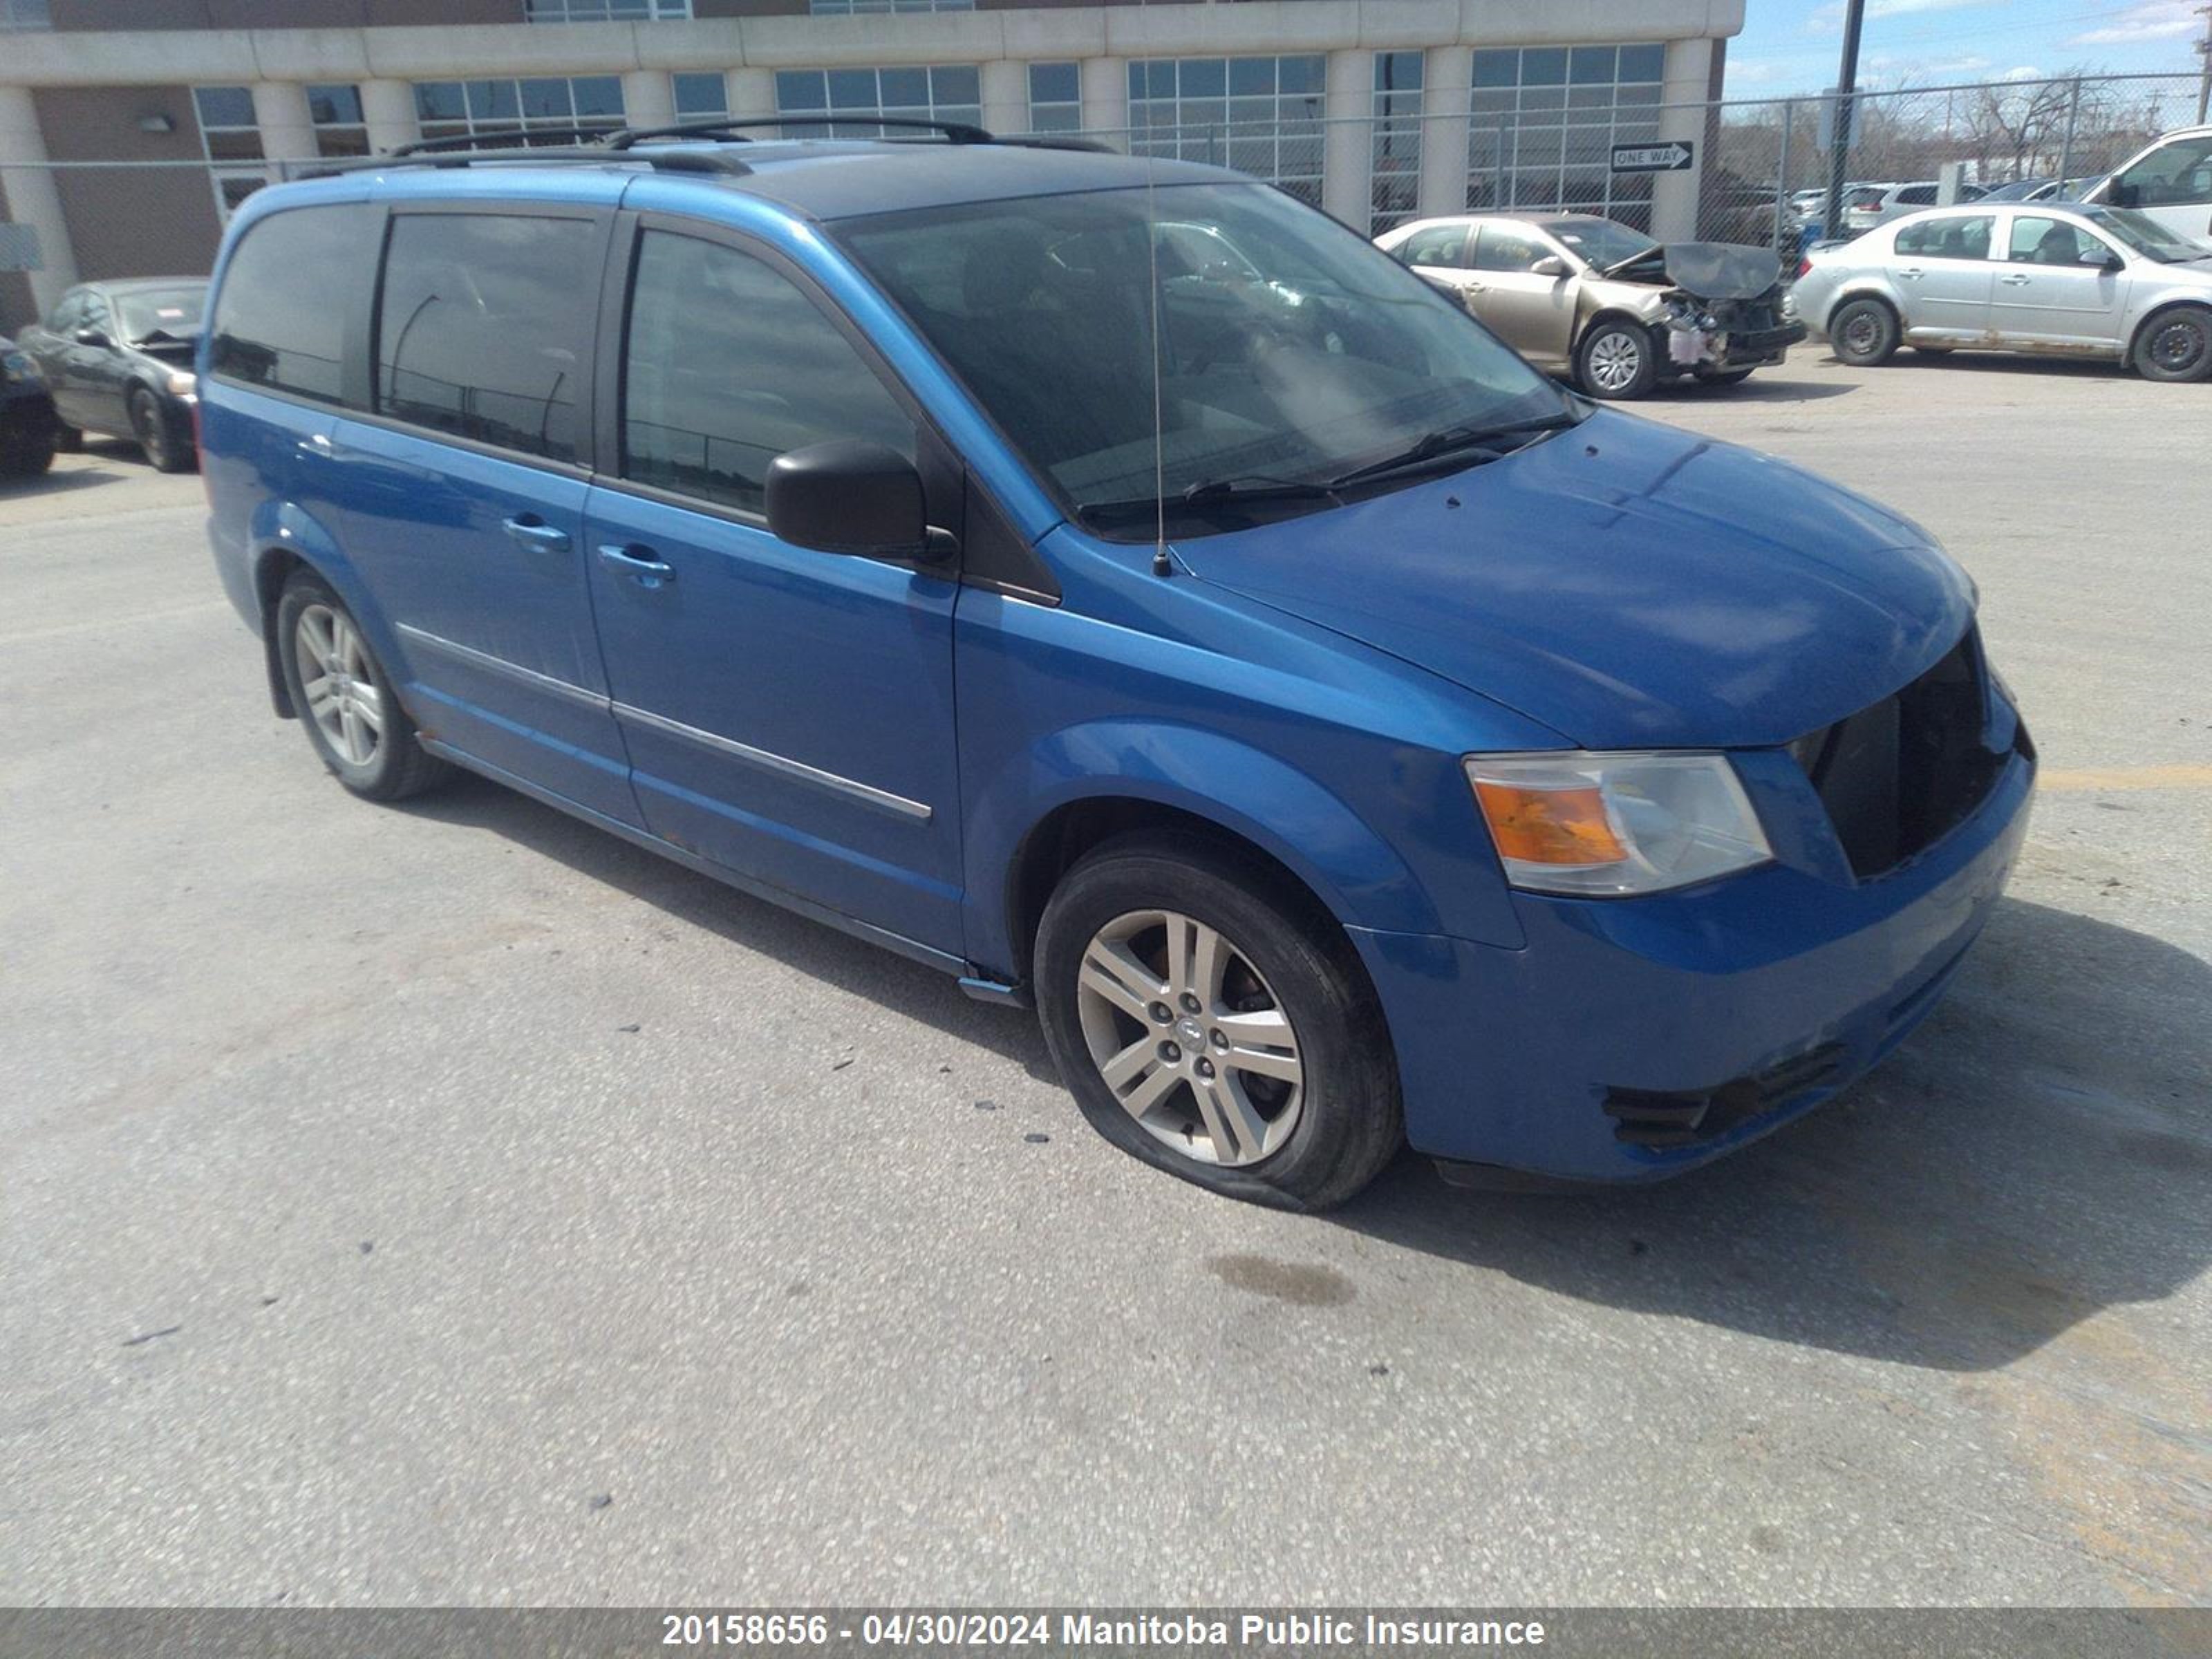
[
  {"xmin": 1842, "ymin": 180, "xmax": 1989, "ymax": 235},
  {"xmin": 15, "ymin": 277, "xmax": 206, "ymax": 471},
  {"xmin": 1977, "ymin": 176, "xmax": 2103, "ymax": 204},
  {"xmin": 1375, "ymin": 213, "xmax": 1805, "ymax": 399},
  {"xmin": 200, "ymin": 129, "xmax": 2034, "ymax": 1209},
  {"xmin": 1, "ymin": 335, "xmax": 60, "ymax": 477},
  {"xmin": 1794, "ymin": 202, "xmax": 2212, "ymax": 380},
  {"xmin": 2084, "ymin": 124, "xmax": 2212, "ymax": 243}
]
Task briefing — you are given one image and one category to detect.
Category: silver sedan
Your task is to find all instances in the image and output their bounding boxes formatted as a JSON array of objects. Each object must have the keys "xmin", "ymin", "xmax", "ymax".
[{"xmin": 1791, "ymin": 202, "xmax": 2212, "ymax": 381}]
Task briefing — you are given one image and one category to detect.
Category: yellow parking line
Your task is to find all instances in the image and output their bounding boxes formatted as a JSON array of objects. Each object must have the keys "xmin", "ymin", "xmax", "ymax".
[{"xmin": 2038, "ymin": 765, "xmax": 2212, "ymax": 792}]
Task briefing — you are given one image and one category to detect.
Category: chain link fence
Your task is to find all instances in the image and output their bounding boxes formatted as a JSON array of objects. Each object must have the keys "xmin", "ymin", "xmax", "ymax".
[{"xmin": 3, "ymin": 71, "xmax": 2201, "ymax": 333}]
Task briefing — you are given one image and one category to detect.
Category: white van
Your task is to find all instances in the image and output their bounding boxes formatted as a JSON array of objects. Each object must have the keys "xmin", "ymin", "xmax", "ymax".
[{"xmin": 2086, "ymin": 125, "xmax": 2212, "ymax": 244}]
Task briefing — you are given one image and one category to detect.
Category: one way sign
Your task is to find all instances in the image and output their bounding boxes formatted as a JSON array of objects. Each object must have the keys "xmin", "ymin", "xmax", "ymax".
[{"xmin": 1610, "ymin": 140, "xmax": 1694, "ymax": 174}]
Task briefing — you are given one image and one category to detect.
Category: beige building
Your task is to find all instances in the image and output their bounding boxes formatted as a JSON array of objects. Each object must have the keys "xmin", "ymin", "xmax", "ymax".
[{"xmin": 0, "ymin": 0, "xmax": 1742, "ymax": 332}]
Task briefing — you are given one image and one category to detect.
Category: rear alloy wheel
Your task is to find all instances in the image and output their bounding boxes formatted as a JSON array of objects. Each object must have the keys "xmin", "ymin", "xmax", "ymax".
[
  {"xmin": 275, "ymin": 572, "xmax": 449, "ymax": 802},
  {"xmin": 1829, "ymin": 297, "xmax": 1900, "ymax": 366},
  {"xmin": 2134, "ymin": 306, "xmax": 2212, "ymax": 384},
  {"xmin": 1036, "ymin": 833, "xmax": 1402, "ymax": 1210},
  {"xmin": 1575, "ymin": 319, "xmax": 1657, "ymax": 400},
  {"xmin": 128, "ymin": 387, "xmax": 191, "ymax": 473}
]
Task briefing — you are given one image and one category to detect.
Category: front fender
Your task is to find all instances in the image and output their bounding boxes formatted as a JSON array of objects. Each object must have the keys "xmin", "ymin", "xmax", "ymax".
[{"xmin": 963, "ymin": 718, "xmax": 1521, "ymax": 981}]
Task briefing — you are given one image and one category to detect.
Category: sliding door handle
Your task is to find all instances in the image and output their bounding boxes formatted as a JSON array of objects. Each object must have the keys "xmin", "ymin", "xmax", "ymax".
[
  {"xmin": 502, "ymin": 515, "xmax": 572, "ymax": 552},
  {"xmin": 597, "ymin": 542, "xmax": 676, "ymax": 588}
]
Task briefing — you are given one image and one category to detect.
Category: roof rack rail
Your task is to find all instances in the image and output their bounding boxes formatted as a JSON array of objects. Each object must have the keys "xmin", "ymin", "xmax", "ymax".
[
  {"xmin": 299, "ymin": 141, "xmax": 750, "ymax": 180},
  {"xmin": 391, "ymin": 125, "xmax": 623, "ymax": 156},
  {"xmin": 610, "ymin": 115, "xmax": 993, "ymax": 148}
]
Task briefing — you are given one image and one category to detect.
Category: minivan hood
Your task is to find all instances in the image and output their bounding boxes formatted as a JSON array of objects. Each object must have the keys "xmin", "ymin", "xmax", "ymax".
[{"xmin": 1174, "ymin": 409, "xmax": 1973, "ymax": 750}]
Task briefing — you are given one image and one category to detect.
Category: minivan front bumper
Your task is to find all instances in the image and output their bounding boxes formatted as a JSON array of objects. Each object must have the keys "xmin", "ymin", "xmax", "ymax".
[{"xmin": 1351, "ymin": 740, "xmax": 2034, "ymax": 1183}]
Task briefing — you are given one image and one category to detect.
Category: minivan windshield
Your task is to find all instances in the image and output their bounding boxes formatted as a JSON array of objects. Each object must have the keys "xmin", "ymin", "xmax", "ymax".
[{"xmin": 836, "ymin": 182, "xmax": 1571, "ymax": 537}]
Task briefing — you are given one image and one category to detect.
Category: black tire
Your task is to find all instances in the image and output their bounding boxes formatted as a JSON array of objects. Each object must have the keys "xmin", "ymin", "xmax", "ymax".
[
  {"xmin": 1574, "ymin": 317, "xmax": 1658, "ymax": 400},
  {"xmin": 0, "ymin": 423, "xmax": 57, "ymax": 478},
  {"xmin": 1693, "ymin": 366, "xmax": 1756, "ymax": 387},
  {"xmin": 53, "ymin": 422, "xmax": 84, "ymax": 453},
  {"xmin": 1034, "ymin": 831, "xmax": 1403, "ymax": 1211},
  {"xmin": 2132, "ymin": 305, "xmax": 2212, "ymax": 384},
  {"xmin": 128, "ymin": 386, "xmax": 193, "ymax": 473},
  {"xmin": 274, "ymin": 571, "xmax": 450, "ymax": 802},
  {"xmin": 1828, "ymin": 297, "xmax": 1900, "ymax": 366}
]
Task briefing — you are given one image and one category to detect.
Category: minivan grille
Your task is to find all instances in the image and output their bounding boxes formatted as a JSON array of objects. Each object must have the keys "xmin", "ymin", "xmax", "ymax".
[{"xmin": 1790, "ymin": 629, "xmax": 2004, "ymax": 881}]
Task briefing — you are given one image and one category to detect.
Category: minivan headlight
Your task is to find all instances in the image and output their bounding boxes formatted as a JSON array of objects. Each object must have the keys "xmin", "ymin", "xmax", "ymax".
[{"xmin": 1465, "ymin": 751, "xmax": 1772, "ymax": 897}]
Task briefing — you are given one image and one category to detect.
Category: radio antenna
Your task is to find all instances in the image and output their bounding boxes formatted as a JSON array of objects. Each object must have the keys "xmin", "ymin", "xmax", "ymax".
[{"xmin": 1143, "ymin": 140, "xmax": 1170, "ymax": 577}]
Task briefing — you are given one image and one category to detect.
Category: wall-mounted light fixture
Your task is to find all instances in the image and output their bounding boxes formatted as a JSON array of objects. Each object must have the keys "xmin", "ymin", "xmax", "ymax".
[{"xmin": 135, "ymin": 112, "xmax": 176, "ymax": 134}]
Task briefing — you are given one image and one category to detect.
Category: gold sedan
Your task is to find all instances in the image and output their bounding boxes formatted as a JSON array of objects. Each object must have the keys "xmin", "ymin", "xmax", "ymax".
[{"xmin": 1374, "ymin": 212, "xmax": 1804, "ymax": 400}]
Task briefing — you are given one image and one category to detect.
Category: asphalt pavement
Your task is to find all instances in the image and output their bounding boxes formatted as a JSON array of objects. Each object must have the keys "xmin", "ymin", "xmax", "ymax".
[{"xmin": 1, "ymin": 362, "xmax": 2206, "ymax": 1606}]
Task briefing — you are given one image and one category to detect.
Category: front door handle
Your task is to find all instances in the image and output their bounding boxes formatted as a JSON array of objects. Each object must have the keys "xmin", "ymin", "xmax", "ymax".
[
  {"xmin": 1897, "ymin": 266, "xmax": 1923, "ymax": 279},
  {"xmin": 1997, "ymin": 273, "xmax": 2032, "ymax": 285},
  {"xmin": 597, "ymin": 542, "xmax": 676, "ymax": 588},
  {"xmin": 503, "ymin": 514, "xmax": 572, "ymax": 552}
]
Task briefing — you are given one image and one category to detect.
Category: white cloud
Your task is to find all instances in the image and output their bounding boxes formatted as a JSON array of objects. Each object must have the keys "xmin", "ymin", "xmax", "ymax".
[{"xmin": 2066, "ymin": 0, "xmax": 2202, "ymax": 45}]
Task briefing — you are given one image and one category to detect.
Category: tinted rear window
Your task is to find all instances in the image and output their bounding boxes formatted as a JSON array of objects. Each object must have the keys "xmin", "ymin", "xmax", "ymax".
[
  {"xmin": 375, "ymin": 212, "xmax": 597, "ymax": 463},
  {"xmin": 209, "ymin": 204, "xmax": 375, "ymax": 404}
]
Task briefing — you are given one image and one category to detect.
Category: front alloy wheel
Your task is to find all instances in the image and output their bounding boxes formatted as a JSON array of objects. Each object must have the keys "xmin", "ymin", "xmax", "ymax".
[
  {"xmin": 1035, "ymin": 832, "xmax": 1402, "ymax": 1210},
  {"xmin": 1076, "ymin": 908, "xmax": 1304, "ymax": 1167}
]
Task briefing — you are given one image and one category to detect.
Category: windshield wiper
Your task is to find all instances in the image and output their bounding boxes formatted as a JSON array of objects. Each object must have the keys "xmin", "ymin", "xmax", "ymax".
[
  {"xmin": 1076, "ymin": 473, "xmax": 1337, "ymax": 527},
  {"xmin": 1328, "ymin": 411, "xmax": 1579, "ymax": 490}
]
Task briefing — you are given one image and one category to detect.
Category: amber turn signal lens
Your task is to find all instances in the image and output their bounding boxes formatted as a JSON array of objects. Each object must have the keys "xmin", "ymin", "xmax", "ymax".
[{"xmin": 1472, "ymin": 781, "xmax": 1628, "ymax": 866}]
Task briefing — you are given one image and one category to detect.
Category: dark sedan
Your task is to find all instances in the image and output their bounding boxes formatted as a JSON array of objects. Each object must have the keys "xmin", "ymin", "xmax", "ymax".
[
  {"xmin": 15, "ymin": 277, "xmax": 207, "ymax": 471},
  {"xmin": 1, "ymin": 335, "xmax": 60, "ymax": 477}
]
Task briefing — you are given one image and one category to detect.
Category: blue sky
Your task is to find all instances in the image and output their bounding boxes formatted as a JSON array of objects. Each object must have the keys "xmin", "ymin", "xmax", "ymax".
[{"xmin": 1729, "ymin": 0, "xmax": 2210, "ymax": 93}]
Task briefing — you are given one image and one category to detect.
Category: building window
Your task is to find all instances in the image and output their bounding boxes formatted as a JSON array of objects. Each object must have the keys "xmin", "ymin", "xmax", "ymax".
[
  {"xmin": 308, "ymin": 84, "xmax": 370, "ymax": 158},
  {"xmin": 1467, "ymin": 42, "xmax": 1667, "ymax": 231},
  {"xmin": 1126, "ymin": 55, "xmax": 1325, "ymax": 207},
  {"xmin": 1, "ymin": 0, "xmax": 53, "ymax": 30},
  {"xmin": 193, "ymin": 86, "xmax": 269, "ymax": 223},
  {"xmin": 774, "ymin": 66, "xmax": 983, "ymax": 138},
  {"xmin": 807, "ymin": 0, "xmax": 973, "ymax": 12},
  {"xmin": 413, "ymin": 77, "xmax": 627, "ymax": 146},
  {"xmin": 673, "ymin": 73, "xmax": 729, "ymax": 122},
  {"xmin": 1371, "ymin": 49, "xmax": 1422, "ymax": 236},
  {"xmin": 524, "ymin": 0, "xmax": 691, "ymax": 20},
  {"xmin": 1027, "ymin": 62, "xmax": 1081, "ymax": 134}
]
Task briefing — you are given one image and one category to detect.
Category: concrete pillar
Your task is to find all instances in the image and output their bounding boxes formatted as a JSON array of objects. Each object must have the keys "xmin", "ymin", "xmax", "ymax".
[
  {"xmin": 1079, "ymin": 55, "xmax": 1125, "ymax": 144},
  {"xmin": 0, "ymin": 85, "xmax": 79, "ymax": 319},
  {"xmin": 250, "ymin": 80, "xmax": 316, "ymax": 184},
  {"xmin": 1417, "ymin": 44, "xmax": 1472, "ymax": 219},
  {"xmin": 1650, "ymin": 37, "xmax": 1712, "ymax": 243},
  {"xmin": 980, "ymin": 57, "xmax": 1027, "ymax": 138},
  {"xmin": 1321, "ymin": 47, "xmax": 1371, "ymax": 229},
  {"xmin": 621, "ymin": 69, "xmax": 675, "ymax": 130},
  {"xmin": 727, "ymin": 67, "xmax": 775, "ymax": 120},
  {"xmin": 358, "ymin": 79, "xmax": 419, "ymax": 154}
]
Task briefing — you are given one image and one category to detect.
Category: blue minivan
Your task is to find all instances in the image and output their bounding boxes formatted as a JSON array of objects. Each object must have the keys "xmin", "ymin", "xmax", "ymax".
[{"xmin": 199, "ymin": 126, "xmax": 2034, "ymax": 1210}]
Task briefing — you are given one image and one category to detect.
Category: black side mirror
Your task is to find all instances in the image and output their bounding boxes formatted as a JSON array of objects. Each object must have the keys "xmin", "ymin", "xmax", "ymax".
[
  {"xmin": 765, "ymin": 439, "xmax": 930, "ymax": 560},
  {"xmin": 2107, "ymin": 182, "xmax": 2137, "ymax": 208},
  {"xmin": 73, "ymin": 327, "xmax": 111, "ymax": 348}
]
